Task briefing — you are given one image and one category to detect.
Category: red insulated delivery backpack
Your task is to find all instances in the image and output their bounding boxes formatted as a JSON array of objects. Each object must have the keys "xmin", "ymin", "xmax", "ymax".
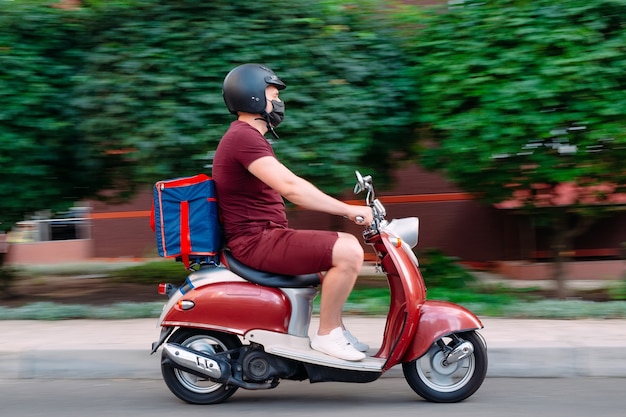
[{"xmin": 151, "ymin": 174, "xmax": 222, "ymax": 268}]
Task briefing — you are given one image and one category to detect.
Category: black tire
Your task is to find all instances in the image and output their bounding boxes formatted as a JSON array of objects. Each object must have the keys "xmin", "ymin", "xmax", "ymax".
[
  {"xmin": 161, "ymin": 328, "xmax": 242, "ymax": 404},
  {"xmin": 402, "ymin": 331, "xmax": 487, "ymax": 403}
]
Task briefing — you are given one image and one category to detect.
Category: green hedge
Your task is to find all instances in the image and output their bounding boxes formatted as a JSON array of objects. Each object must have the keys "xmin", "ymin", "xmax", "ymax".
[
  {"xmin": 0, "ymin": 3, "xmax": 122, "ymax": 228},
  {"xmin": 0, "ymin": 0, "xmax": 415, "ymax": 230},
  {"xmin": 397, "ymin": 0, "xmax": 626, "ymax": 203}
]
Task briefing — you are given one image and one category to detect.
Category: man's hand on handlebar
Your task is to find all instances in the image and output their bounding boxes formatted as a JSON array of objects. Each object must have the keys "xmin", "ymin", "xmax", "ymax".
[{"xmin": 346, "ymin": 206, "xmax": 374, "ymax": 226}]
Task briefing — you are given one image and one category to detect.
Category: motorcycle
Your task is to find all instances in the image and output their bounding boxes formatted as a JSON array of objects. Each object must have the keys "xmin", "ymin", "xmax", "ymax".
[{"xmin": 151, "ymin": 171, "xmax": 488, "ymax": 404}]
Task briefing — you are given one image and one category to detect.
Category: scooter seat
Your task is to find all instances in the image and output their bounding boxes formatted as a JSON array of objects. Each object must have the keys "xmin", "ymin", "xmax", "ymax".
[{"xmin": 223, "ymin": 250, "xmax": 321, "ymax": 288}]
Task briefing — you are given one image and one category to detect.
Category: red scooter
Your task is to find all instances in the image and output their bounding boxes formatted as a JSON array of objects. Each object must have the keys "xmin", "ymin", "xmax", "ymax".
[{"xmin": 151, "ymin": 171, "xmax": 488, "ymax": 404}]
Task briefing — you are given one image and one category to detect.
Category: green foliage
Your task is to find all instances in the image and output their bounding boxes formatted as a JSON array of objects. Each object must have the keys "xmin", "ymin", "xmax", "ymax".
[
  {"xmin": 108, "ymin": 260, "xmax": 190, "ymax": 284},
  {"xmin": 0, "ymin": 0, "xmax": 414, "ymax": 231},
  {"xmin": 501, "ymin": 299, "xmax": 626, "ymax": 319},
  {"xmin": 2, "ymin": 257, "xmax": 625, "ymax": 319},
  {"xmin": 0, "ymin": 301, "xmax": 163, "ymax": 320},
  {"xmin": 0, "ymin": 3, "xmax": 136, "ymax": 231},
  {"xmin": 343, "ymin": 287, "xmax": 390, "ymax": 315},
  {"xmin": 608, "ymin": 279, "xmax": 626, "ymax": 301},
  {"xmin": 0, "ymin": 266, "xmax": 18, "ymax": 298},
  {"xmin": 2, "ymin": 287, "xmax": 624, "ymax": 320},
  {"xmin": 397, "ymin": 0, "xmax": 626, "ymax": 209},
  {"xmin": 418, "ymin": 248, "xmax": 476, "ymax": 289},
  {"xmin": 74, "ymin": 0, "xmax": 414, "ymax": 190}
]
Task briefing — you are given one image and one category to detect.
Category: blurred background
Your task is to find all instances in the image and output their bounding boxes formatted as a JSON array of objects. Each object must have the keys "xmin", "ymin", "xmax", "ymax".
[{"xmin": 1, "ymin": 0, "xmax": 625, "ymax": 304}]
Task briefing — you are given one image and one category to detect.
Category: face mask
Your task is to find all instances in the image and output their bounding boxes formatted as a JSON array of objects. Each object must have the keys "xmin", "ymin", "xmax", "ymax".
[{"xmin": 267, "ymin": 100, "xmax": 285, "ymax": 127}]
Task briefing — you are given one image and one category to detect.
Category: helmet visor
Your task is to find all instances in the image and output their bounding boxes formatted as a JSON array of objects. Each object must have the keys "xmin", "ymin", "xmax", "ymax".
[{"xmin": 265, "ymin": 74, "xmax": 286, "ymax": 90}]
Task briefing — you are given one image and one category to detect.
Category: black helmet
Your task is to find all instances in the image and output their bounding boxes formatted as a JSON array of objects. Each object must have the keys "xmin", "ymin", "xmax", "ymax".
[{"xmin": 222, "ymin": 63, "xmax": 286, "ymax": 115}]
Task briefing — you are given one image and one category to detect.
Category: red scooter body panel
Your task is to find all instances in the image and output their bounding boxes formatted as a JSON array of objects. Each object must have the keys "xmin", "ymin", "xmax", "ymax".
[
  {"xmin": 403, "ymin": 300, "xmax": 483, "ymax": 362},
  {"xmin": 161, "ymin": 282, "xmax": 291, "ymax": 334},
  {"xmin": 370, "ymin": 231, "xmax": 426, "ymax": 371}
]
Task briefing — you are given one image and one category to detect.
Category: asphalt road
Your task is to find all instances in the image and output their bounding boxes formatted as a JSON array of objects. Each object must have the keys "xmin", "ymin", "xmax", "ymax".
[{"xmin": 0, "ymin": 377, "xmax": 623, "ymax": 417}]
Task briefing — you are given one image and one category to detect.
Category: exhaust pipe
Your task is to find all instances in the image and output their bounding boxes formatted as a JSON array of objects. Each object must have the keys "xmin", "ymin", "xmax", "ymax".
[
  {"xmin": 161, "ymin": 343, "xmax": 276, "ymax": 390},
  {"xmin": 161, "ymin": 343, "xmax": 228, "ymax": 381}
]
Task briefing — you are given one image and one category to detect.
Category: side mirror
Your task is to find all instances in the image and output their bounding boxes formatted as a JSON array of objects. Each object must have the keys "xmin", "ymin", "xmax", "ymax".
[{"xmin": 354, "ymin": 170, "xmax": 365, "ymax": 194}]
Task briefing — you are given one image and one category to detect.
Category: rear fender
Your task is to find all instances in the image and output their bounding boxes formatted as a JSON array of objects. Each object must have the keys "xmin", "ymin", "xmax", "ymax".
[
  {"xmin": 157, "ymin": 266, "xmax": 291, "ymax": 335},
  {"xmin": 156, "ymin": 266, "xmax": 246, "ymax": 326},
  {"xmin": 403, "ymin": 300, "xmax": 483, "ymax": 362}
]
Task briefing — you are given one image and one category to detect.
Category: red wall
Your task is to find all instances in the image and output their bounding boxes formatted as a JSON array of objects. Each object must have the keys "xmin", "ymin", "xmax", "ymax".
[{"xmin": 87, "ymin": 164, "xmax": 625, "ymax": 263}]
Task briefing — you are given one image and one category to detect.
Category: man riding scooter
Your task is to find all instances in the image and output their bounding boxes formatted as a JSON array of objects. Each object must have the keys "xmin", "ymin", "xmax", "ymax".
[
  {"xmin": 212, "ymin": 63, "xmax": 373, "ymax": 361},
  {"xmin": 151, "ymin": 64, "xmax": 487, "ymax": 405}
]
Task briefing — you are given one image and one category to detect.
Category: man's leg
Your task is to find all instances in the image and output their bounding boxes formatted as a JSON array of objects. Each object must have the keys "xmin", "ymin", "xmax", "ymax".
[
  {"xmin": 310, "ymin": 232, "xmax": 366, "ymax": 360},
  {"xmin": 317, "ymin": 232, "xmax": 363, "ymax": 335}
]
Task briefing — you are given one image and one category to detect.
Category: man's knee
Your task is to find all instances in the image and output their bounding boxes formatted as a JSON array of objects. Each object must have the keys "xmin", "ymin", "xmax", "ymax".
[{"xmin": 333, "ymin": 235, "xmax": 364, "ymax": 271}]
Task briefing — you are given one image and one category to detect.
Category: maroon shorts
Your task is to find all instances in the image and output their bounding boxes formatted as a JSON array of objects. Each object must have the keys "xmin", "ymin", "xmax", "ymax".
[{"xmin": 227, "ymin": 226, "xmax": 339, "ymax": 276}]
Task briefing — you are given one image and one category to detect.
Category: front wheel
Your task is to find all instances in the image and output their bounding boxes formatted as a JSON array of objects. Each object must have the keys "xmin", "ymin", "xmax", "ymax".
[
  {"xmin": 402, "ymin": 331, "xmax": 487, "ymax": 403},
  {"xmin": 161, "ymin": 328, "xmax": 242, "ymax": 404}
]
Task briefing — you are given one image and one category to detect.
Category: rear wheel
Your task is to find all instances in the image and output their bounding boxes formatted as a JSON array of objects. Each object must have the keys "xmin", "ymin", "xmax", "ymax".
[
  {"xmin": 402, "ymin": 331, "xmax": 487, "ymax": 403},
  {"xmin": 161, "ymin": 329, "xmax": 242, "ymax": 404}
]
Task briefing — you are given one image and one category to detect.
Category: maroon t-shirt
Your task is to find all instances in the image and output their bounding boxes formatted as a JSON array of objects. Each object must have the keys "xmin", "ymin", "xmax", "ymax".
[{"xmin": 212, "ymin": 121, "xmax": 288, "ymax": 243}]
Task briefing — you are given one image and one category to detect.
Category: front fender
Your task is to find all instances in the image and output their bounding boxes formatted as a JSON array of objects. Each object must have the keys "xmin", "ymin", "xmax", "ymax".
[{"xmin": 403, "ymin": 300, "xmax": 483, "ymax": 363}]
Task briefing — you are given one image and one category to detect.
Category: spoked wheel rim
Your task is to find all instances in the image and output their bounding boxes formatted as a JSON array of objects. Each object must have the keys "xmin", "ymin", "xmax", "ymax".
[
  {"xmin": 414, "ymin": 338, "xmax": 476, "ymax": 393},
  {"xmin": 174, "ymin": 335, "xmax": 231, "ymax": 394}
]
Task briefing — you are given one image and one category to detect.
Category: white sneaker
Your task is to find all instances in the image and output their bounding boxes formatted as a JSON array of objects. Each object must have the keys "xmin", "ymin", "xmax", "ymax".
[
  {"xmin": 310, "ymin": 327, "xmax": 366, "ymax": 361},
  {"xmin": 343, "ymin": 329, "xmax": 370, "ymax": 352}
]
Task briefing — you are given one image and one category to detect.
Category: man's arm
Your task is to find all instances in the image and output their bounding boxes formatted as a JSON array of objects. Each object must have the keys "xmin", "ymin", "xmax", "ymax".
[{"xmin": 248, "ymin": 156, "xmax": 373, "ymax": 224}]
